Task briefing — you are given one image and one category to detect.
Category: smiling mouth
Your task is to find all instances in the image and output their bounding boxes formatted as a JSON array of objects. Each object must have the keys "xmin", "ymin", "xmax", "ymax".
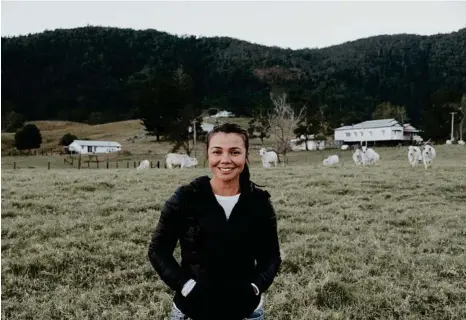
[{"xmin": 219, "ymin": 168, "xmax": 234, "ymax": 172}]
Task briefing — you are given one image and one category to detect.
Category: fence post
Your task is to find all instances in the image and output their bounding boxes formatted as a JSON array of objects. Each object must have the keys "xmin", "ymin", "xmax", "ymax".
[
  {"xmin": 134, "ymin": 161, "xmax": 136, "ymax": 168},
  {"xmin": 48, "ymin": 162, "xmax": 50, "ymax": 170},
  {"xmin": 106, "ymin": 161, "xmax": 109, "ymax": 169},
  {"xmin": 157, "ymin": 161, "xmax": 160, "ymax": 168}
]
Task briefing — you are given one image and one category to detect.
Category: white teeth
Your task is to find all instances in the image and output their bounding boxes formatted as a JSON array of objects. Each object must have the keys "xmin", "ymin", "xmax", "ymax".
[{"xmin": 220, "ymin": 168, "xmax": 233, "ymax": 172}]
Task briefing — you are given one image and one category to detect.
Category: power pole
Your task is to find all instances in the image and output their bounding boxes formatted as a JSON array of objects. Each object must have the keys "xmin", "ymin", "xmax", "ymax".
[
  {"xmin": 193, "ymin": 118, "xmax": 197, "ymax": 158},
  {"xmin": 450, "ymin": 112, "xmax": 456, "ymax": 142}
]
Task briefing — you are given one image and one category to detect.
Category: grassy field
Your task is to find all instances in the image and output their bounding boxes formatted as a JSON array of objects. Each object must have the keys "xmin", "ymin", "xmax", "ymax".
[{"xmin": 2, "ymin": 145, "xmax": 466, "ymax": 319}]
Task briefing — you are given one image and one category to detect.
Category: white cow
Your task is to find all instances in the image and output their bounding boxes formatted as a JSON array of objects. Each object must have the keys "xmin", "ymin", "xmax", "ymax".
[
  {"xmin": 137, "ymin": 159, "xmax": 150, "ymax": 170},
  {"xmin": 353, "ymin": 147, "xmax": 379, "ymax": 165},
  {"xmin": 323, "ymin": 155, "xmax": 339, "ymax": 166},
  {"xmin": 421, "ymin": 145, "xmax": 436, "ymax": 169},
  {"xmin": 259, "ymin": 148, "xmax": 279, "ymax": 168},
  {"xmin": 165, "ymin": 153, "xmax": 198, "ymax": 169},
  {"xmin": 362, "ymin": 148, "xmax": 380, "ymax": 165},
  {"xmin": 353, "ymin": 149, "xmax": 363, "ymax": 165},
  {"xmin": 407, "ymin": 146, "xmax": 422, "ymax": 167},
  {"xmin": 341, "ymin": 144, "xmax": 349, "ymax": 150}
]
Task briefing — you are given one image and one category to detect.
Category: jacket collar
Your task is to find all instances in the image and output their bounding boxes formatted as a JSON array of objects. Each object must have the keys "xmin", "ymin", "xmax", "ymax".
[{"xmin": 189, "ymin": 175, "xmax": 254, "ymax": 197}]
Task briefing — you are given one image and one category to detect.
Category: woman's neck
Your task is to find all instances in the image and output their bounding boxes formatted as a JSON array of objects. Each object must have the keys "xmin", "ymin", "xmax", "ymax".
[{"xmin": 210, "ymin": 176, "xmax": 240, "ymax": 196}]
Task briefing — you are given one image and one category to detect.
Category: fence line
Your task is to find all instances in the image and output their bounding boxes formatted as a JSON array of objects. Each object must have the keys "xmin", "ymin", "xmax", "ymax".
[{"xmin": 9, "ymin": 160, "xmax": 165, "ymax": 170}]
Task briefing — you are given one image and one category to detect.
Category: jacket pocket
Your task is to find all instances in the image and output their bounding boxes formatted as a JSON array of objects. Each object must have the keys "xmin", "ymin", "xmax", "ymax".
[
  {"xmin": 226, "ymin": 281, "xmax": 261, "ymax": 319},
  {"xmin": 175, "ymin": 281, "xmax": 205, "ymax": 319}
]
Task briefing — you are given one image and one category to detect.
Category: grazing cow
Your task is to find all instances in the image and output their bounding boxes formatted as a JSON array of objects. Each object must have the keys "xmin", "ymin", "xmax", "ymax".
[
  {"xmin": 353, "ymin": 149, "xmax": 363, "ymax": 165},
  {"xmin": 259, "ymin": 148, "xmax": 279, "ymax": 168},
  {"xmin": 323, "ymin": 154, "xmax": 339, "ymax": 166},
  {"xmin": 341, "ymin": 144, "xmax": 349, "ymax": 150},
  {"xmin": 421, "ymin": 145, "xmax": 436, "ymax": 169},
  {"xmin": 353, "ymin": 147, "xmax": 379, "ymax": 165},
  {"xmin": 407, "ymin": 146, "xmax": 422, "ymax": 167},
  {"xmin": 137, "ymin": 159, "xmax": 150, "ymax": 170},
  {"xmin": 165, "ymin": 153, "xmax": 198, "ymax": 169},
  {"xmin": 362, "ymin": 148, "xmax": 380, "ymax": 165}
]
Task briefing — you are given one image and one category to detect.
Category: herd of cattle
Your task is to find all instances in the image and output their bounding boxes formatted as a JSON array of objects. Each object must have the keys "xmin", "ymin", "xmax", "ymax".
[
  {"xmin": 259, "ymin": 144, "xmax": 437, "ymax": 170},
  {"xmin": 136, "ymin": 144, "xmax": 439, "ymax": 171}
]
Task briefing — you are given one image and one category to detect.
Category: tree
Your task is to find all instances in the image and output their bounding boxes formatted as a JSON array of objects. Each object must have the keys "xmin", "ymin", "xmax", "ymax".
[
  {"xmin": 248, "ymin": 109, "xmax": 270, "ymax": 144},
  {"xmin": 207, "ymin": 108, "xmax": 219, "ymax": 116},
  {"xmin": 294, "ymin": 109, "xmax": 314, "ymax": 151},
  {"xmin": 267, "ymin": 92, "xmax": 305, "ymax": 164},
  {"xmin": 60, "ymin": 133, "xmax": 78, "ymax": 146},
  {"xmin": 168, "ymin": 107, "xmax": 204, "ymax": 156},
  {"xmin": 372, "ymin": 102, "xmax": 409, "ymax": 124},
  {"xmin": 165, "ymin": 66, "xmax": 203, "ymax": 156},
  {"xmin": 420, "ymin": 90, "xmax": 463, "ymax": 141},
  {"xmin": 137, "ymin": 71, "xmax": 180, "ymax": 141},
  {"xmin": 15, "ymin": 124, "xmax": 42, "ymax": 152},
  {"xmin": 453, "ymin": 94, "xmax": 466, "ymax": 141},
  {"xmin": 3, "ymin": 110, "xmax": 25, "ymax": 133}
]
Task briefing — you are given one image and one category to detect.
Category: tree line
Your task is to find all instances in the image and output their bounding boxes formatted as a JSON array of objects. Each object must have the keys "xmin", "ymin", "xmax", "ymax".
[{"xmin": 2, "ymin": 26, "xmax": 466, "ymax": 142}]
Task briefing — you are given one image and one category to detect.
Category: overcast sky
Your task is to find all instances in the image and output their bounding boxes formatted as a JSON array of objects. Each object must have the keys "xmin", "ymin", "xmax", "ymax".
[{"xmin": 1, "ymin": 1, "xmax": 465, "ymax": 49}]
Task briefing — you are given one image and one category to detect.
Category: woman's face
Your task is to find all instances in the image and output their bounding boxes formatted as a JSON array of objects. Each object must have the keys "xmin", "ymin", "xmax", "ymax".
[{"xmin": 207, "ymin": 132, "xmax": 247, "ymax": 182}]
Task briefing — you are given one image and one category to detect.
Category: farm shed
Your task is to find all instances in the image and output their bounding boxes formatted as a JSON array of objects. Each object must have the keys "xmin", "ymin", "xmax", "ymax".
[
  {"xmin": 67, "ymin": 140, "xmax": 122, "ymax": 154},
  {"xmin": 334, "ymin": 119, "xmax": 423, "ymax": 144}
]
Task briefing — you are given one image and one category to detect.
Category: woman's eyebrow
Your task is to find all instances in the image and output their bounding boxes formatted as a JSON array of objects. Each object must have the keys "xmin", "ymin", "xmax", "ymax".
[{"xmin": 210, "ymin": 146, "xmax": 244, "ymax": 150}]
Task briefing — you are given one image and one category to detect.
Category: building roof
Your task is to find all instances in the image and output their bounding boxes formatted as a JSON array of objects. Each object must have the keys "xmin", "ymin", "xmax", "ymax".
[
  {"xmin": 403, "ymin": 123, "xmax": 421, "ymax": 132},
  {"xmin": 71, "ymin": 140, "xmax": 121, "ymax": 147},
  {"xmin": 335, "ymin": 118, "xmax": 403, "ymax": 131}
]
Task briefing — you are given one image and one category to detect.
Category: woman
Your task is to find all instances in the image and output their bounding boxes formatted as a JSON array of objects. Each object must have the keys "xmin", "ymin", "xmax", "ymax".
[{"xmin": 148, "ymin": 123, "xmax": 282, "ymax": 320}]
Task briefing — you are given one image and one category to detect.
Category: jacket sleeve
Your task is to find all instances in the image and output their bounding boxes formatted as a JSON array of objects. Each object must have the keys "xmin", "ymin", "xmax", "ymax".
[
  {"xmin": 148, "ymin": 186, "xmax": 190, "ymax": 292},
  {"xmin": 252, "ymin": 193, "xmax": 282, "ymax": 294}
]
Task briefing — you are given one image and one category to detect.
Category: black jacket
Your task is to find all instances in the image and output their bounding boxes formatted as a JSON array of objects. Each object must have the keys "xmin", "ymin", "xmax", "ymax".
[{"xmin": 148, "ymin": 176, "xmax": 282, "ymax": 320}]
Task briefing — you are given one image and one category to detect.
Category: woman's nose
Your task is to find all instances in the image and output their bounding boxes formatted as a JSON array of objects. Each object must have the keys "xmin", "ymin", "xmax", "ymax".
[{"xmin": 220, "ymin": 153, "xmax": 232, "ymax": 162}]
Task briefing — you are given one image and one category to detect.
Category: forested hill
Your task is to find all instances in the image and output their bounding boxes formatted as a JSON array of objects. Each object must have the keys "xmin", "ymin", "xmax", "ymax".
[{"xmin": 2, "ymin": 26, "xmax": 466, "ymax": 139}]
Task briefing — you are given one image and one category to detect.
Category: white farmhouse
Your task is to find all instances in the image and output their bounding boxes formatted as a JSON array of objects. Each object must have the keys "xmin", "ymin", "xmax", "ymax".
[
  {"xmin": 334, "ymin": 119, "xmax": 423, "ymax": 144},
  {"xmin": 67, "ymin": 140, "xmax": 122, "ymax": 154}
]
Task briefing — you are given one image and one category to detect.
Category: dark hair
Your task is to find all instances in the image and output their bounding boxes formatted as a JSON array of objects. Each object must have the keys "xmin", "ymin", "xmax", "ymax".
[{"xmin": 206, "ymin": 122, "xmax": 260, "ymax": 188}]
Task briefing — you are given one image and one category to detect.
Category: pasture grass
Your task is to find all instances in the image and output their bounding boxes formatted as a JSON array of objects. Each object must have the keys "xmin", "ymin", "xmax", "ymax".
[{"xmin": 2, "ymin": 146, "xmax": 466, "ymax": 319}]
